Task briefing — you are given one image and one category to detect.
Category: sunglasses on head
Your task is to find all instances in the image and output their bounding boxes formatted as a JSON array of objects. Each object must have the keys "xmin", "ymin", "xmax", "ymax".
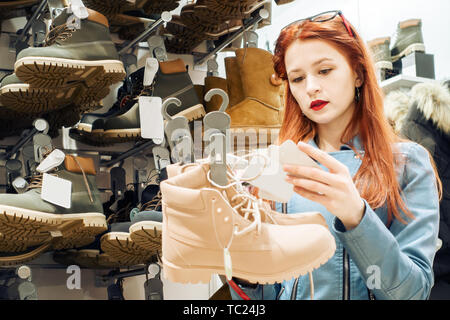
[{"xmin": 281, "ymin": 10, "xmax": 355, "ymax": 38}]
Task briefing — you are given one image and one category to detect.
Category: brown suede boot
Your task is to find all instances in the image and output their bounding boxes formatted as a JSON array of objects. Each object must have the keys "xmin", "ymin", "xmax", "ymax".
[
  {"xmin": 227, "ymin": 48, "xmax": 285, "ymax": 148},
  {"xmin": 224, "ymin": 56, "xmax": 245, "ymax": 108},
  {"xmin": 204, "ymin": 76, "xmax": 228, "ymax": 113}
]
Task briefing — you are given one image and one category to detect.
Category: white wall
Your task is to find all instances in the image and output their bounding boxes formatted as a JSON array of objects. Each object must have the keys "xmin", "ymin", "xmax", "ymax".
[{"xmin": 249, "ymin": 0, "xmax": 450, "ymax": 81}]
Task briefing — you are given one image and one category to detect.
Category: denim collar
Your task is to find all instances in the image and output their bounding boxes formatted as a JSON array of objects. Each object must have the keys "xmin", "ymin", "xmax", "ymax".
[{"xmin": 307, "ymin": 134, "xmax": 364, "ymax": 152}]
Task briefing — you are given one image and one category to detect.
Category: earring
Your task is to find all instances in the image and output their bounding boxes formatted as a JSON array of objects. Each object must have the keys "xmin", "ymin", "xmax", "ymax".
[{"xmin": 355, "ymin": 86, "xmax": 361, "ymax": 103}]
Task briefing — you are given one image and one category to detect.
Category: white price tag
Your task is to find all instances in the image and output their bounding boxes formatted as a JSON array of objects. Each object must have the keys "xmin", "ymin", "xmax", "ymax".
[
  {"xmin": 41, "ymin": 173, "xmax": 72, "ymax": 209},
  {"xmin": 138, "ymin": 96, "xmax": 164, "ymax": 141},
  {"xmin": 36, "ymin": 149, "xmax": 66, "ymax": 173},
  {"xmin": 143, "ymin": 57, "xmax": 159, "ymax": 86}
]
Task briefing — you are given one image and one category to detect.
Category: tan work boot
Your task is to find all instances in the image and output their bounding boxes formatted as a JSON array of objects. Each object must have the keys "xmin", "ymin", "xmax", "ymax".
[
  {"xmin": 226, "ymin": 48, "xmax": 285, "ymax": 149},
  {"xmin": 160, "ymin": 161, "xmax": 336, "ymax": 284},
  {"xmin": 224, "ymin": 56, "xmax": 245, "ymax": 108}
]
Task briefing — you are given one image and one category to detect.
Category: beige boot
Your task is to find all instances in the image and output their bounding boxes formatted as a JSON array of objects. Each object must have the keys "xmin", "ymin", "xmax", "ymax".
[
  {"xmin": 165, "ymin": 161, "xmax": 327, "ymax": 226},
  {"xmin": 160, "ymin": 162, "xmax": 336, "ymax": 284}
]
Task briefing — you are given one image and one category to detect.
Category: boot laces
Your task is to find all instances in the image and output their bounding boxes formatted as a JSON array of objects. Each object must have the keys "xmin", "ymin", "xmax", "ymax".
[
  {"xmin": 44, "ymin": 18, "xmax": 77, "ymax": 47},
  {"xmin": 26, "ymin": 148, "xmax": 94, "ymax": 203}
]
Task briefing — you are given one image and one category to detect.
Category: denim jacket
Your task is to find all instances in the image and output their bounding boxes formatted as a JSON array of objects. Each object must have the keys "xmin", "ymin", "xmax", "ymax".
[{"xmin": 229, "ymin": 136, "xmax": 440, "ymax": 300}]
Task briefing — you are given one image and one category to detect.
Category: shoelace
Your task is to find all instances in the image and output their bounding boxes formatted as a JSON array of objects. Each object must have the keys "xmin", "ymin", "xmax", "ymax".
[
  {"xmin": 44, "ymin": 19, "xmax": 77, "ymax": 47},
  {"xmin": 27, "ymin": 150, "xmax": 94, "ymax": 203},
  {"xmin": 204, "ymin": 151, "xmax": 315, "ymax": 300},
  {"xmin": 139, "ymin": 191, "xmax": 162, "ymax": 212}
]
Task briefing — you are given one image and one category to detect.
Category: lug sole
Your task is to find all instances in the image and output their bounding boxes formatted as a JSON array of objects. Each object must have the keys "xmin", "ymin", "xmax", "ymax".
[
  {"xmin": 129, "ymin": 221, "xmax": 163, "ymax": 253},
  {"xmin": 14, "ymin": 57, "xmax": 126, "ymax": 89},
  {"xmin": 0, "ymin": 205, "xmax": 107, "ymax": 251},
  {"xmin": 100, "ymin": 232, "xmax": 156, "ymax": 266},
  {"xmin": 0, "ymin": 83, "xmax": 109, "ymax": 114},
  {"xmin": 82, "ymin": 0, "xmax": 133, "ymax": 17},
  {"xmin": 0, "ymin": 0, "xmax": 38, "ymax": 8},
  {"xmin": 174, "ymin": 103, "xmax": 206, "ymax": 121},
  {"xmin": 391, "ymin": 43, "xmax": 426, "ymax": 62},
  {"xmin": 162, "ymin": 236, "xmax": 336, "ymax": 284},
  {"xmin": 0, "ymin": 242, "xmax": 52, "ymax": 267},
  {"xmin": 374, "ymin": 60, "xmax": 394, "ymax": 70}
]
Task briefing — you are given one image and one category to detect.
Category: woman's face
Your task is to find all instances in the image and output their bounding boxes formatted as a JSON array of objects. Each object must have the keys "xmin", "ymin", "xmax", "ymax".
[{"xmin": 284, "ymin": 38, "xmax": 362, "ymax": 128}]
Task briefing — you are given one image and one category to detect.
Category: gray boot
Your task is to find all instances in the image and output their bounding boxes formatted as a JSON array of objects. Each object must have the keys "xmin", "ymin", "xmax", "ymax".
[
  {"xmin": 367, "ymin": 37, "xmax": 393, "ymax": 70},
  {"xmin": 390, "ymin": 18, "xmax": 425, "ymax": 62},
  {"xmin": 14, "ymin": 8, "xmax": 125, "ymax": 93}
]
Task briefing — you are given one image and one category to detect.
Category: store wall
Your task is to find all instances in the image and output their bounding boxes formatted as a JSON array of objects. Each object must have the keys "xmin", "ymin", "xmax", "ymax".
[{"xmin": 217, "ymin": 0, "xmax": 450, "ymax": 81}]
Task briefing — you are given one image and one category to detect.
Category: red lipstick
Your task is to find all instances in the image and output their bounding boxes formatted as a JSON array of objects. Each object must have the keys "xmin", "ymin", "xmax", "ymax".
[{"xmin": 310, "ymin": 100, "xmax": 328, "ymax": 111}]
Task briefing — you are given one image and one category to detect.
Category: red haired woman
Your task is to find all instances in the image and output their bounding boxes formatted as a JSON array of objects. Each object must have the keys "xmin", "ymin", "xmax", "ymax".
[{"xmin": 229, "ymin": 10, "xmax": 442, "ymax": 300}]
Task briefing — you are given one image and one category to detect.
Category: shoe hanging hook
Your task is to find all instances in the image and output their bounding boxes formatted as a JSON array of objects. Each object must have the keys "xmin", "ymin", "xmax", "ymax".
[
  {"xmin": 161, "ymin": 97, "xmax": 182, "ymax": 121},
  {"xmin": 204, "ymin": 88, "xmax": 229, "ymax": 113}
]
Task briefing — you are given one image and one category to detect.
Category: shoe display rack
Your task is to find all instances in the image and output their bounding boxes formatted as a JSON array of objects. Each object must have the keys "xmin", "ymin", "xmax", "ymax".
[{"xmin": 0, "ymin": 0, "xmax": 288, "ymax": 300}]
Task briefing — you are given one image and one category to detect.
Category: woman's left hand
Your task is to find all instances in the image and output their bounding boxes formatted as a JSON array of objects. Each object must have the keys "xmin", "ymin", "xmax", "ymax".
[{"xmin": 283, "ymin": 141, "xmax": 365, "ymax": 230}]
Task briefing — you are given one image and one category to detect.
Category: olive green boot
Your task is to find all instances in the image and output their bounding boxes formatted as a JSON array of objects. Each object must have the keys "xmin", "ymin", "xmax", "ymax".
[
  {"xmin": 0, "ymin": 153, "xmax": 107, "ymax": 253},
  {"xmin": 367, "ymin": 37, "xmax": 393, "ymax": 70},
  {"xmin": 14, "ymin": 8, "xmax": 125, "ymax": 92},
  {"xmin": 390, "ymin": 18, "xmax": 425, "ymax": 62}
]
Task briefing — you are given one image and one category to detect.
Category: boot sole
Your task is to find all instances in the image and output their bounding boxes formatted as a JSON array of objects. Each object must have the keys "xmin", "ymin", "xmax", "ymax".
[
  {"xmin": 81, "ymin": 0, "xmax": 134, "ymax": 17},
  {"xmin": 0, "ymin": 205, "xmax": 107, "ymax": 251},
  {"xmin": 69, "ymin": 128, "xmax": 137, "ymax": 146},
  {"xmin": 374, "ymin": 61, "xmax": 393, "ymax": 70},
  {"xmin": 196, "ymin": 0, "xmax": 268, "ymax": 21},
  {"xmin": 14, "ymin": 57, "xmax": 126, "ymax": 89},
  {"xmin": 0, "ymin": 242, "xmax": 52, "ymax": 267},
  {"xmin": 391, "ymin": 43, "xmax": 426, "ymax": 62},
  {"xmin": 162, "ymin": 235, "xmax": 336, "ymax": 284},
  {"xmin": 0, "ymin": 83, "xmax": 109, "ymax": 114},
  {"xmin": 100, "ymin": 232, "xmax": 155, "ymax": 266},
  {"xmin": 129, "ymin": 221, "xmax": 163, "ymax": 253}
]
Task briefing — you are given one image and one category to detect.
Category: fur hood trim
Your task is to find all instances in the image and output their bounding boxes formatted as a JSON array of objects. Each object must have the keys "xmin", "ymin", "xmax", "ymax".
[{"xmin": 384, "ymin": 81, "xmax": 450, "ymax": 134}]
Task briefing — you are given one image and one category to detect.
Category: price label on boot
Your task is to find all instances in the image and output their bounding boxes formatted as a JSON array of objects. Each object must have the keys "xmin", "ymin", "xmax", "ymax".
[
  {"xmin": 41, "ymin": 173, "xmax": 72, "ymax": 209},
  {"xmin": 139, "ymin": 96, "xmax": 164, "ymax": 142}
]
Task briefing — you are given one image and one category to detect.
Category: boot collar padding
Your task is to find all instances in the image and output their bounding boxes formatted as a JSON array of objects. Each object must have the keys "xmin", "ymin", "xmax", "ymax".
[
  {"xmin": 64, "ymin": 155, "xmax": 96, "ymax": 175},
  {"xmin": 86, "ymin": 8, "xmax": 109, "ymax": 28},
  {"xmin": 399, "ymin": 18, "xmax": 421, "ymax": 29},
  {"xmin": 159, "ymin": 59, "xmax": 187, "ymax": 75}
]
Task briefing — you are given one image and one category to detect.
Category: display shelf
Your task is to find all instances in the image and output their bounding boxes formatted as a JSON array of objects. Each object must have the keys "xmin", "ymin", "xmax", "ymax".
[{"xmin": 380, "ymin": 74, "xmax": 437, "ymax": 94}]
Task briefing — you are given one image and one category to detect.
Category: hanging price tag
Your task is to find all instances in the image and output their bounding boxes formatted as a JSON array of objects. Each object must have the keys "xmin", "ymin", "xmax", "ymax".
[
  {"xmin": 41, "ymin": 173, "xmax": 72, "ymax": 209},
  {"xmin": 138, "ymin": 96, "xmax": 164, "ymax": 142}
]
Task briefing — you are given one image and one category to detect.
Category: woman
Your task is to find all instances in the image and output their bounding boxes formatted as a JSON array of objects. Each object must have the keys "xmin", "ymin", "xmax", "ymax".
[{"xmin": 229, "ymin": 10, "xmax": 442, "ymax": 300}]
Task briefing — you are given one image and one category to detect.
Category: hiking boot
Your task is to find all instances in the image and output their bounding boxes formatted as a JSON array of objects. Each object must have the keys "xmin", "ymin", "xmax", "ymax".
[
  {"xmin": 75, "ymin": 66, "xmax": 145, "ymax": 133},
  {"xmin": 0, "ymin": 73, "xmax": 107, "ymax": 114},
  {"xmin": 102, "ymin": 58, "xmax": 205, "ymax": 139},
  {"xmin": 160, "ymin": 160, "xmax": 336, "ymax": 284},
  {"xmin": 390, "ymin": 18, "xmax": 425, "ymax": 62},
  {"xmin": 367, "ymin": 37, "xmax": 393, "ymax": 70},
  {"xmin": 165, "ymin": 161, "xmax": 329, "ymax": 226},
  {"xmin": 0, "ymin": 152, "xmax": 107, "ymax": 252},
  {"xmin": 14, "ymin": 8, "xmax": 126, "ymax": 93},
  {"xmin": 100, "ymin": 221, "xmax": 156, "ymax": 266}
]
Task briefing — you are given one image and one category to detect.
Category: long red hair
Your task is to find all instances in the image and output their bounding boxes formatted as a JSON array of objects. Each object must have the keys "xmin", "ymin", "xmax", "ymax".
[{"xmin": 273, "ymin": 16, "xmax": 439, "ymax": 225}]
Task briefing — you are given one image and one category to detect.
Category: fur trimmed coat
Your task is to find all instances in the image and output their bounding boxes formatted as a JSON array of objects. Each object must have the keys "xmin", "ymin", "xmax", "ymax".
[{"xmin": 386, "ymin": 81, "xmax": 450, "ymax": 279}]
